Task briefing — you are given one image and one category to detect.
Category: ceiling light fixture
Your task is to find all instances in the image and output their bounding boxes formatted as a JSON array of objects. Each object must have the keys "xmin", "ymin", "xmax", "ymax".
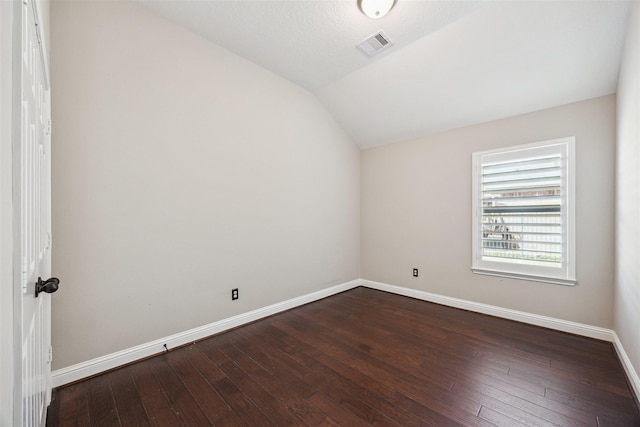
[{"xmin": 358, "ymin": 0, "xmax": 396, "ymax": 19}]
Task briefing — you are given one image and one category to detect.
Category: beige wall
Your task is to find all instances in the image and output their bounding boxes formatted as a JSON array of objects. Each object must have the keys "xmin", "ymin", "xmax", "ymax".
[
  {"xmin": 615, "ymin": 0, "xmax": 640, "ymax": 384},
  {"xmin": 49, "ymin": 0, "xmax": 631, "ymax": 380},
  {"xmin": 362, "ymin": 95, "xmax": 616, "ymax": 328},
  {"xmin": 50, "ymin": 1, "xmax": 360, "ymax": 370}
]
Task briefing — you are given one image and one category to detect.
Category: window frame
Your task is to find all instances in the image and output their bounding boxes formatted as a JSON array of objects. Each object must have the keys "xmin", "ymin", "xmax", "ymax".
[{"xmin": 471, "ymin": 137, "xmax": 576, "ymax": 286}]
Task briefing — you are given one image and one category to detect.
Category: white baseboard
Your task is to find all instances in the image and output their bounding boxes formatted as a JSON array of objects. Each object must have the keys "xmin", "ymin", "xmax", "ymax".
[
  {"xmin": 360, "ymin": 279, "xmax": 614, "ymax": 341},
  {"xmin": 51, "ymin": 279, "xmax": 360, "ymax": 388},
  {"xmin": 613, "ymin": 332, "xmax": 640, "ymax": 402},
  {"xmin": 361, "ymin": 279, "xmax": 640, "ymax": 403},
  {"xmin": 53, "ymin": 278, "xmax": 640, "ymax": 406}
]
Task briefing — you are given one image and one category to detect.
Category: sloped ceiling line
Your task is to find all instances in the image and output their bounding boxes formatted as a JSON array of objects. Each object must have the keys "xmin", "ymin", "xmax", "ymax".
[{"xmin": 135, "ymin": 0, "xmax": 631, "ymax": 149}]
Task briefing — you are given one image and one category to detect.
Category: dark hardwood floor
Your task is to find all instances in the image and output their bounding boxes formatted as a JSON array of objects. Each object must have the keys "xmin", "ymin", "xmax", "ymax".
[{"xmin": 46, "ymin": 287, "xmax": 640, "ymax": 426}]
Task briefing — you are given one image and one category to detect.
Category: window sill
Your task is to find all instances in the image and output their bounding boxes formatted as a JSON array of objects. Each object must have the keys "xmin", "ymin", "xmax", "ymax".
[{"xmin": 472, "ymin": 268, "xmax": 576, "ymax": 286}]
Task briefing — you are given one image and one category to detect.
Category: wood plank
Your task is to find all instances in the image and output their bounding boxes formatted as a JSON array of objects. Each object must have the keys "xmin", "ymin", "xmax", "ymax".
[
  {"xmin": 165, "ymin": 345, "xmax": 239, "ymax": 425},
  {"xmin": 108, "ymin": 367, "xmax": 150, "ymax": 427},
  {"xmin": 46, "ymin": 287, "xmax": 640, "ymax": 427},
  {"xmin": 52, "ymin": 380, "xmax": 91, "ymax": 427},
  {"xmin": 85, "ymin": 373, "xmax": 120, "ymax": 426},
  {"xmin": 220, "ymin": 344, "xmax": 329, "ymax": 425},
  {"xmin": 146, "ymin": 354, "xmax": 212, "ymax": 426},
  {"xmin": 127, "ymin": 361, "xmax": 183, "ymax": 427}
]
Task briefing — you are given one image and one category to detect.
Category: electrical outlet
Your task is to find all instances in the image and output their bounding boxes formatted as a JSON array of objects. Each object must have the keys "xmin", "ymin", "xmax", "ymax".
[
  {"xmin": 232, "ymin": 288, "xmax": 239, "ymax": 300},
  {"xmin": 413, "ymin": 268, "xmax": 419, "ymax": 277}
]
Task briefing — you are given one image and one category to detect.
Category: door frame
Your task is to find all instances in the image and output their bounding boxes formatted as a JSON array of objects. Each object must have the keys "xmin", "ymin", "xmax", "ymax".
[{"xmin": 0, "ymin": 0, "xmax": 17, "ymax": 425}]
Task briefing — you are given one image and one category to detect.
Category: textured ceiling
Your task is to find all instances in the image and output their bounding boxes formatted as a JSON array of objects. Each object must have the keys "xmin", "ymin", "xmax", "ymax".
[{"xmin": 136, "ymin": 0, "xmax": 631, "ymax": 149}]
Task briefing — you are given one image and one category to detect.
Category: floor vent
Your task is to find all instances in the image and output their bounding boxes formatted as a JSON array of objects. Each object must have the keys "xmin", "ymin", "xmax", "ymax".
[{"xmin": 357, "ymin": 31, "xmax": 393, "ymax": 56}]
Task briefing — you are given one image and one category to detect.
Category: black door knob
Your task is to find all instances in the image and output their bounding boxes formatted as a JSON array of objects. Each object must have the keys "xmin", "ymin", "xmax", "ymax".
[{"xmin": 35, "ymin": 277, "xmax": 60, "ymax": 297}]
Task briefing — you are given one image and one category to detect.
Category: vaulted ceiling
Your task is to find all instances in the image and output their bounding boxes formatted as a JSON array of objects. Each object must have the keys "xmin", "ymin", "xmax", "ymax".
[{"xmin": 136, "ymin": 0, "xmax": 631, "ymax": 149}]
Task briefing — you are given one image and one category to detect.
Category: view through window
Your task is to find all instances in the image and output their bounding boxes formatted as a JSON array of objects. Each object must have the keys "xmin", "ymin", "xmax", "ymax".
[{"xmin": 472, "ymin": 137, "xmax": 576, "ymax": 285}]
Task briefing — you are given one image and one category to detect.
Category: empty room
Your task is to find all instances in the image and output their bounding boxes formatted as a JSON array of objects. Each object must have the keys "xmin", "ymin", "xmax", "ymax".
[{"xmin": 1, "ymin": 0, "xmax": 639, "ymax": 425}]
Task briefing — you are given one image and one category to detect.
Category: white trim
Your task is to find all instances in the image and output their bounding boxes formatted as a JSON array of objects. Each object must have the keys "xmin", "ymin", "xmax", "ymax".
[
  {"xmin": 52, "ymin": 280, "xmax": 360, "ymax": 388},
  {"xmin": 30, "ymin": 0, "xmax": 49, "ymax": 91},
  {"xmin": 0, "ymin": 1, "xmax": 16, "ymax": 425},
  {"xmin": 52, "ymin": 278, "xmax": 640, "ymax": 407},
  {"xmin": 360, "ymin": 279, "xmax": 613, "ymax": 341},
  {"xmin": 471, "ymin": 268, "xmax": 576, "ymax": 286},
  {"xmin": 612, "ymin": 332, "xmax": 640, "ymax": 403},
  {"xmin": 364, "ymin": 280, "xmax": 639, "ymax": 402},
  {"xmin": 471, "ymin": 137, "xmax": 577, "ymax": 285}
]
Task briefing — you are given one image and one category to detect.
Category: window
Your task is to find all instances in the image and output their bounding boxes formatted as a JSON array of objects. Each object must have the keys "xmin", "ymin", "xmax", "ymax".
[{"xmin": 472, "ymin": 137, "xmax": 576, "ymax": 285}]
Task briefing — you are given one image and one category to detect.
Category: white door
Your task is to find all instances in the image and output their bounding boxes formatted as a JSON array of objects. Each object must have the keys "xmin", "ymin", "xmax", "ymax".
[{"xmin": 17, "ymin": 0, "xmax": 54, "ymax": 426}]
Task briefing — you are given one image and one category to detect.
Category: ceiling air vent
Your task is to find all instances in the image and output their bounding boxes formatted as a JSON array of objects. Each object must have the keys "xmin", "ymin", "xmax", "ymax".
[{"xmin": 357, "ymin": 31, "xmax": 393, "ymax": 56}]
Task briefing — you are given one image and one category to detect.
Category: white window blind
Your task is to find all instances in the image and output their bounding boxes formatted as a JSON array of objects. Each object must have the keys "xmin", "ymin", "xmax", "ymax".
[{"xmin": 472, "ymin": 137, "xmax": 576, "ymax": 285}]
